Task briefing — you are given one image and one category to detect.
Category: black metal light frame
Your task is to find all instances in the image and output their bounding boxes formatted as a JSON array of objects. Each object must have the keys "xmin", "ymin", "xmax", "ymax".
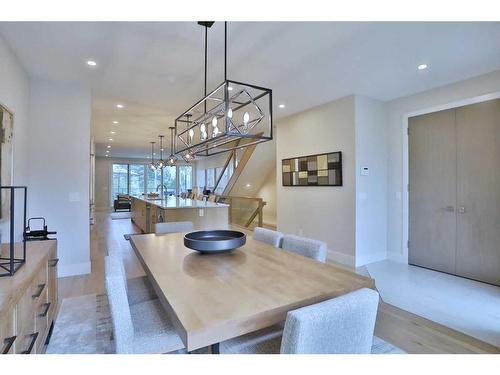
[
  {"xmin": 174, "ymin": 21, "xmax": 273, "ymax": 158},
  {"xmin": 0, "ymin": 186, "xmax": 27, "ymax": 277}
]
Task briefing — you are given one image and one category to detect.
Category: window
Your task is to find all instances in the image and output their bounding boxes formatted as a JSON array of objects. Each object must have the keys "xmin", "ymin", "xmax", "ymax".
[
  {"xmin": 163, "ymin": 166, "xmax": 176, "ymax": 196},
  {"xmin": 206, "ymin": 169, "xmax": 215, "ymax": 190},
  {"xmin": 129, "ymin": 164, "xmax": 145, "ymax": 197},
  {"xmin": 111, "ymin": 162, "xmax": 192, "ymax": 205},
  {"xmin": 179, "ymin": 165, "xmax": 193, "ymax": 193},
  {"xmin": 147, "ymin": 167, "xmax": 161, "ymax": 194},
  {"xmin": 112, "ymin": 164, "xmax": 129, "ymax": 199}
]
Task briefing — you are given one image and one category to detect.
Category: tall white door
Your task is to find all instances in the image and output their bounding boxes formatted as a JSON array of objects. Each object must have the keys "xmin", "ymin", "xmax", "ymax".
[
  {"xmin": 409, "ymin": 98, "xmax": 500, "ymax": 286},
  {"xmin": 408, "ymin": 109, "xmax": 457, "ymax": 274},
  {"xmin": 455, "ymin": 99, "xmax": 500, "ymax": 285}
]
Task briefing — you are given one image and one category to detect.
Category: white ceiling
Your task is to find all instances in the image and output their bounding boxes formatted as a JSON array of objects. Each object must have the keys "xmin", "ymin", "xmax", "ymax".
[{"xmin": 1, "ymin": 22, "xmax": 499, "ymax": 158}]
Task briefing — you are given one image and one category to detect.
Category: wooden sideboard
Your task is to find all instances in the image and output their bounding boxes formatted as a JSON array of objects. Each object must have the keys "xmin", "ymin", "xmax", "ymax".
[{"xmin": 0, "ymin": 240, "xmax": 58, "ymax": 354}]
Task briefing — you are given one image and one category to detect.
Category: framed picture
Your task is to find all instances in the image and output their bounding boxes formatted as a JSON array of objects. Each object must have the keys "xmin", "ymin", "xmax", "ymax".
[
  {"xmin": 282, "ymin": 151, "xmax": 342, "ymax": 187},
  {"xmin": 0, "ymin": 104, "xmax": 14, "ymax": 220}
]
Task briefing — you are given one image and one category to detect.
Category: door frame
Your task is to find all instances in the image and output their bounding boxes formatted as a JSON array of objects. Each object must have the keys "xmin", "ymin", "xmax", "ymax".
[{"xmin": 401, "ymin": 91, "xmax": 500, "ymax": 264}]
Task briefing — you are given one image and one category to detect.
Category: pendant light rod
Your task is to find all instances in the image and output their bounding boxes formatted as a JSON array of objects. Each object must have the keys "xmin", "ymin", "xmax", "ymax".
[
  {"xmin": 204, "ymin": 24, "xmax": 208, "ymax": 114},
  {"xmin": 224, "ymin": 21, "xmax": 227, "ymax": 81},
  {"xmin": 158, "ymin": 135, "xmax": 164, "ymax": 161}
]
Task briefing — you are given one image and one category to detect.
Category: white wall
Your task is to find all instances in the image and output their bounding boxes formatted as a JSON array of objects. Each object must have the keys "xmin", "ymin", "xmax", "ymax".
[
  {"xmin": 0, "ymin": 35, "xmax": 30, "ymax": 241},
  {"xmin": 386, "ymin": 69, "xmax": 500, "ymax": 263},
  {"xmin": 354, "ymin": 96, "xmax": 388, "ymax": 266},
  {"xmin": 255, "ymin": 166, "xmax": 277, "ymax": 227},
  {"xmin": 28, "ymin": 78, "xmax": 91, "ymax": 277},
  {"xmin": 276, "ymin": 96, "xmax": 357, "ymax": 265}
]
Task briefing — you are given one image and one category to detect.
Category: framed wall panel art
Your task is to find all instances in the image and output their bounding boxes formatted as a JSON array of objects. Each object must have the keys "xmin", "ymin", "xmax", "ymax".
[{"xmin": 282, "ymin": 151, "xmax": 342, "ymax": 187}]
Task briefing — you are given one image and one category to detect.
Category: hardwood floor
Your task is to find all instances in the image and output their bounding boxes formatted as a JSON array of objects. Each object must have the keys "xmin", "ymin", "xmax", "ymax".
[{"xmin": 58, "ymin": 210, "xmax": 500, "ymax": 354}]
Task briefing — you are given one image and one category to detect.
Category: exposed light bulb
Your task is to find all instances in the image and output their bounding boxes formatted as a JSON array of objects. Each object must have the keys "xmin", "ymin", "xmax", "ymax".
[
  {"xmin": 189, "ymin": 128, "xmax": 194, "ymax": 139},
  {"xmin": 243, "ymin": 112, "xmax": 250, "ymax": 124},
  {"xmin": 227, "ymin": 108, "xmax": 233, "ymax": 118},
  {"xmin": 212, "ymin": 117, "xmax": 217, "ymax": 127}
]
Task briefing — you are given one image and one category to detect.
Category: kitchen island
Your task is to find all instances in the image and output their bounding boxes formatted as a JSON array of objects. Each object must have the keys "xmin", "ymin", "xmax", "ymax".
[{"xmin": 130, "ymin": 196, "xmax": 229, "ymax": 233}]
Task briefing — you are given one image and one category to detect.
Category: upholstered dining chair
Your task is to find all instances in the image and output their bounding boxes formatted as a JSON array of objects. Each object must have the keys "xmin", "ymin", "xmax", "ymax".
[
  {"xmin": 105, "ymin": 256, "xmax": 185, "ymax": 354},
  {"xmin": 281, "ymin": 234, "xmax": 327, "ymax": 263},
  {"xmin": 107, "ymin": 250, "xmax": 157, "ymax": 305},
  {"xmin": 155, "ymin": 221, "xmax": 194, "ymax": 234},
  {"xmin": 219, "ymin": 288, "xmax": 379, "ymax": 354},
  {"xmin": 253, "ymin": 227, "xmax": 284, "ymax": 248}
]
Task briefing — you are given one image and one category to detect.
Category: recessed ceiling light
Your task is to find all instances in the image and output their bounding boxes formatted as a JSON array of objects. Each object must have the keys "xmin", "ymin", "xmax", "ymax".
[
  {"xmin": 107, "ymin": 145, "xmax": 111, "ymax": 149},
  {"xmin": 86, "ymin": 60, "xmax": 97, "ymax": 67},
  {"xmin": 116, "ymin": 104, "xmax": 124, "ymax": 109},
  {"xmin": 246, "ymin": 183, "xmax": 251, "ymax": 188},
  {"xmin": 113, "ymin": 121, "xmax": 119, "ymax": 124},
  {"xmin": 110, "ymin": 131, "xmax": 116, "ymax": 134},
  {"xmin": 108, "ymin": 138, "xmax": 113, "ymax": 141},
  {"xmin": 417, "ymin": 64, "xmax": 428, "ymax": 70},
  {"xmin": 279, "ymin": 104, "xmax": 285, "ymax": 108}
]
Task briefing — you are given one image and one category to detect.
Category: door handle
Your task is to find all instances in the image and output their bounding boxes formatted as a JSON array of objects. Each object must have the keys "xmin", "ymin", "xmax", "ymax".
[
  {"xmin": 444, "ymin": 206, "xmax": 455, "ymax": 212},
  {"xmin": 32, "ymin": 284, "xmax": 46, "ymax": 299},
  {"xmin": 50, "ymin": 258, "xmax": 59, "ymax": 267},
  {"xmin": 2, "ymin": 336, "xmax": 16, "ymax": 354},
  {"xmin": 21, "ymin": 332, "xmax": 39, "ymax": 354},
  {"xmin": 39, "ymin": 302, "xmax": 51, "ymax": 317},
  {"xmin": 458, "ymin": 206, "xmax": 466, "ymax": 214}
]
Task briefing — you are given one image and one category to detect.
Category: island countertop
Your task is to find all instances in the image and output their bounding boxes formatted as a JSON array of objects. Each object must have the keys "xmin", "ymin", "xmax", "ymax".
[{"xmin": 131, "ymin": 195, "xmax": 229, "ymax": 210}]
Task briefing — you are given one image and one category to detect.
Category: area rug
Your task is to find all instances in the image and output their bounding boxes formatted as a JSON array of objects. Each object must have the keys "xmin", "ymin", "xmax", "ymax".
[
  {"xmin": 46, "ymin": 293, "xmax": 405, "ymax": 354},
  {"xmin": 110, "ymin": 212, "xmax": 132, "ymax": 220}
]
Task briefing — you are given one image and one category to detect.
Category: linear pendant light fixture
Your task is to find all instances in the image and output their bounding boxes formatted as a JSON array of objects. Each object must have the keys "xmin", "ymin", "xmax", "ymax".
[{"xmin": 174, "ymin": 21, "xmax": 273, "ymax": 159}]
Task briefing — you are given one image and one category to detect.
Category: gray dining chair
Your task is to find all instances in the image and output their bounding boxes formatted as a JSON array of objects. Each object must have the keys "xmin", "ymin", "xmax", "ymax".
[
  {"xmin": 155, "ymin": 221, "xmax": 194, "ymax": 234},
  {"xmin": 281, "ymin": 234, "xmax": 327, "ymax": 263},
  {"xmin": 105, "ymin": 256, "xmax": 185, "ymax": 354},
  {"xmin": 219, "ymin": 288, "xmax": 379, "ymax": 354},
  {"xmin": 107, "ymin": 249, "xmax": 157, "ymax": 305},
  {"xmin": 253, "ymin": 227, "xmax": 284, "ymax": 248}
]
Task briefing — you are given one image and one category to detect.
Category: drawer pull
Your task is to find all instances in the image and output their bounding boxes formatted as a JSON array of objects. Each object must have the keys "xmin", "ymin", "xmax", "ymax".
[
  {"xmin": 2, "ymin": 336, "xmax": 16, "ymax": 354},
  {"xmin": 50, "ymin": 258, "xmax": 59, "ymax": 267},
  {"xmin": 39, "ymin": 302, "xmax": 51, "ymax": 317},
  {"xmin": 21, "ymin": 332, "xmax": 39, "ymax": 354},
  {"xmin": 32, "ymin": 284, "xmax": 46, "ymax": 299}
]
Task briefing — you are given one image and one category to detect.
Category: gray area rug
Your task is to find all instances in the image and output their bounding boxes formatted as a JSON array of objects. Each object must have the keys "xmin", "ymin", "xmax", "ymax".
[
  {"xmin": 111, "ymin": 212, "xmax": 132, "ymax": 220},
  {"xmin": 46, "ymin": 294, "xmax": 405, "ymax": 354}
]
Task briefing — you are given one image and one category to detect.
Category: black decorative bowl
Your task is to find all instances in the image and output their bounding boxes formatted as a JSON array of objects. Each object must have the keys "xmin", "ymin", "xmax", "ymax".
[{"xmin": 184, "ymin": 230, "xmax": 246, "ymax": 254}]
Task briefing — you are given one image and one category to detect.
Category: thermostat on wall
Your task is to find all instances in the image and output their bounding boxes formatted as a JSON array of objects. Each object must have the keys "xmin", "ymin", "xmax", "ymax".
[{"xmin": 361, "ymin": 167, "xmax": 369, "ymax": 176}]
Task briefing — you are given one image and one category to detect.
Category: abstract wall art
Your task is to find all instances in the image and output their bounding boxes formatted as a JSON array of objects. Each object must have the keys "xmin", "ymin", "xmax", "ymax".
[{"xmin": 282, "ymin": 151, "xmax": 342, "ymax": 187}]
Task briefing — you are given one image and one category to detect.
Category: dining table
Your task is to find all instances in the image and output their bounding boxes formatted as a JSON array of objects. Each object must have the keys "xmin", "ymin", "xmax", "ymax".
[{"xmin": 129, "ymin": 228, "xmax": 375, "ymax": 352}]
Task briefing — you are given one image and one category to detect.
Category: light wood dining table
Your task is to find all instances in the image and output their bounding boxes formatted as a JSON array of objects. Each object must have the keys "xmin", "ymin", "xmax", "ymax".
[{"xmin": 129, "ymin": 229, "xmax": 374, "ymax": 352}]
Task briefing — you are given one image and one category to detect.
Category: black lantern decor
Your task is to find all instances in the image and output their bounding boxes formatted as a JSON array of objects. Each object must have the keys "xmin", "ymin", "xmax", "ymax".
[{"xmin": 0, "ymin": 186, "xmax": 27, "ymax": 277}]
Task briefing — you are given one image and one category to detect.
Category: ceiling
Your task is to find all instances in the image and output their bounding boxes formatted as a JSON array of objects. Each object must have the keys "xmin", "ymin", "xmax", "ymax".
[{"xmin": 1, "ymin": 22, "xmax": 499, "ymax": 158}]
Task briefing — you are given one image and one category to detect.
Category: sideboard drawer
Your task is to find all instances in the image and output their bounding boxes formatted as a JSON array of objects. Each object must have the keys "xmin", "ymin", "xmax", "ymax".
[{"xmin": 15, "ymin": 286, "xmax": 37, "ymax": 354}]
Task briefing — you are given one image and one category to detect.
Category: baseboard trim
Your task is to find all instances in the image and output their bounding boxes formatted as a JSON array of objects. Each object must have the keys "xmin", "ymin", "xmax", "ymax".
[
  {"xmin": 355, "ymin": 251, "xmax": 387, "ymax": 267},
  {"xmin": 58, "ymin": 261, "xmax": 91, "ymax": 278},
  {"xmin": 327, "ymin": 249, "xmax": 355, "ymax": 268}
]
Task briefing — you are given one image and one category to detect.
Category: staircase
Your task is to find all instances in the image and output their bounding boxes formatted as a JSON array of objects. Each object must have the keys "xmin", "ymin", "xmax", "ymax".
[{"xmin": 210, "ymin": 137, "xmax": 275, "ymax": 229}]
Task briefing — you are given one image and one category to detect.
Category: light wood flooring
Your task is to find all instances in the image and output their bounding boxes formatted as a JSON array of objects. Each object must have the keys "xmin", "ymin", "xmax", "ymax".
[{"xmin": 58, "ymin": 211, "xmax": 500, "ymax": 354}]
